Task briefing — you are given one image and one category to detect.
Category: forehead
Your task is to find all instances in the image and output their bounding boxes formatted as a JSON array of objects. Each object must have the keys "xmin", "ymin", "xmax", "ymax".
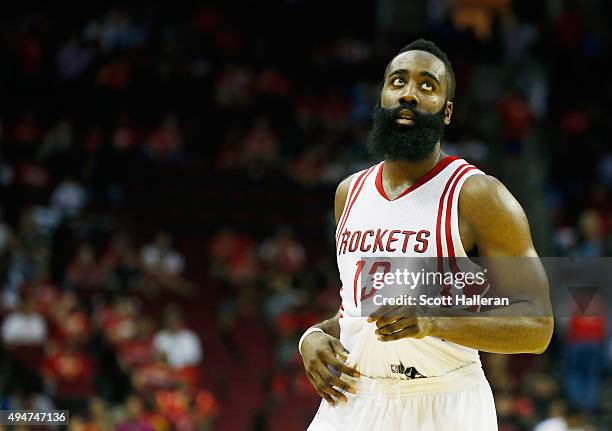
[{"xmin": 386, "ymin": 50, "xmax": 446, "ymax": 81}]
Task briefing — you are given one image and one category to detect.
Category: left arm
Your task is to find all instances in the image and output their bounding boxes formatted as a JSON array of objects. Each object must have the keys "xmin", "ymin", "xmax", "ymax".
[{"xmin": 370, "ymin": 175, "xmax": 554, "ymax": 354}]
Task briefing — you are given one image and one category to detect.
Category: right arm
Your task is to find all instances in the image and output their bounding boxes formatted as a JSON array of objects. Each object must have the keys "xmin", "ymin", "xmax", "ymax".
[
  {"xmin": 310, "ymin": 172, "xmax": 354, "ymax": 338},
  {"xmin": 300, "ymin": 175, "xmax": 360, "ymax": 406}
]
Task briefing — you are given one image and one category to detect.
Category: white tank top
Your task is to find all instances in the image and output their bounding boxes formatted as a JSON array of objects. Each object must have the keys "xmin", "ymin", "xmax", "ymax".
[{"xmin": 336, "ymin": 156, "xmax": 489, "ymax": 379}]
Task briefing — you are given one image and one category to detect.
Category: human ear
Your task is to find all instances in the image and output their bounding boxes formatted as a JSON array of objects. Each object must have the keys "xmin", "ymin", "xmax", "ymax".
[{"xmin": 444, "ymin": 101, "xmax": 453, "ymax": 125}]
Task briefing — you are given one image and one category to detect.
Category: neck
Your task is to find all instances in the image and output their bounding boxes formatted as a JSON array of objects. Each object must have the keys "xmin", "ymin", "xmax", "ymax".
[{"xmin": 383, "ymin": 145, "xmax": 444, "ymax": 186}]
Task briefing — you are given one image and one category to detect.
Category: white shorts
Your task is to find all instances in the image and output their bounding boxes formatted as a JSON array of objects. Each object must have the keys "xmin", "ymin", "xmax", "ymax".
[{"xmin": 307, "ymin": 363, "xmax": 497, "ymax": 431}]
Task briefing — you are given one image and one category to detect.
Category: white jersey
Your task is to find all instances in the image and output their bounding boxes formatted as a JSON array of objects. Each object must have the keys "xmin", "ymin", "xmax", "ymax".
[{"xmin": 336, "ymin": 155, "xmax": 489, "ymax": 379}]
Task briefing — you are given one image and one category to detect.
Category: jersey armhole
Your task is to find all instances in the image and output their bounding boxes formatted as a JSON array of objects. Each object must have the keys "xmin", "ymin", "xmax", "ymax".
[
  {"xmin": 449, "ymin": 169, "xmax": 485, "ymax": 259},
  {"xmin": 335, "ymin": 165, "xmax": 377, "ymax": 238}
]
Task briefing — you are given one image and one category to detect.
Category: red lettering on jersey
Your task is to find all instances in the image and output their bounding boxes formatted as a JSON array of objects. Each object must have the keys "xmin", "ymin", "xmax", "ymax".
[
  {"xmin": 386, "ymin": 229, "xmax": 401, "ymax": 252},
  {"xmin": 361, "ymin": 261, "xmax": 392, "ymax": 301},
  {"xmin": 348, "ymin": 231, "xmax": 362, "ymax": 252},
  {"xmin": 338, "ymin": 228, "xmax": 429, "ymax": 255},
  {"xmin": 401, "ymin": 230, "xmax": 416, "ymax": 252},
  {"xmin": 338, "ymin": 230, "xmax": 351, "ymax": 255},
  {"xmin": 415, "ymin": 230, "xmax": 430, "ymax": 253},
  {"xmin": 373, "ymin": 229, "xmax": 388, "ymax": 252},
  {"xmin": 360, "ymin": 230, "xmax": 374, "ymax": 252}
]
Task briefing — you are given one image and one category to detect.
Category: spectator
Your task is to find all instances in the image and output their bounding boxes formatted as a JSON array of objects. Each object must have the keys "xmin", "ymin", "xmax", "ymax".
[
  {"xmin": 141, "ymin": 232, "xmax": 194, "ymax": 295},
  {"xmin": 534, "ymin": 403, "xmax": 596, "ymax": 431},
  {"xmin": 1, "ymin": 297, "xmax": 47, "ymax": 346},
  {"xmin": 49, "ymin": 290, "xmax": 91, "ymax": 345},
  {"xmin": 141, "ymin": 232, "xmax": 185, "ymax": 278},
  {"xmin": 116, "ymin": 318, "xmax": 155, "ymax": 369},
  {"xmin": 50, "ymin": 177, "xmax": 87, "ymax": 219},
  {"xmin": 209, "ymin": 228, "xmax": 259, "ymax": 285},
  {"xmin": 241, "ymin": 119, "xmax": 279, "ymax": 168},
  {"xmin": 65, "ymin": 243, "xmax": 102, "ymax": 290},
  {"xmin": 563, "ymin": 293, "xmax": 606, "ymax": 412},
  {"xmin": 497, "ymin": 89, "xmax": 533, "ymax": 155},
  {"xmin": 534, "ymin": 400, "xmax": 567, "ymax": 431},
  {"xmin": 88, "ymin": 397, "xmax": 114, "ymax": 431},
  {"xmin": 259, "ymin": 227, "xmax": 306, "ymax": 274},
  {"xmin": 153, "ymin": 305, "xmax": 202, "ymax": 368},
  {"xmin": 100, "ymin": 232, "xmax": 141, "ymax": 292},
  {"xmin": 115, "ymin": 394, "xmax": 155, "ymax": 431},
  {"xmin": 41, "ymin": 341, "xmax": 96, "ymax": 409},
  {"xmin": 96, "ymin": 296, "xmax": 140, "ymax": 345},
  {"xmin": 143, "ymin": 115, "xmax": 183, "ymax": 161}
]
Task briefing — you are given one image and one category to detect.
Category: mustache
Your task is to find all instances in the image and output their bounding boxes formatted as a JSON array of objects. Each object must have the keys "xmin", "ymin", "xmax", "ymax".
[{"xmin": 375, "ymin": 101, "xmax": 445, "ymax": 129}]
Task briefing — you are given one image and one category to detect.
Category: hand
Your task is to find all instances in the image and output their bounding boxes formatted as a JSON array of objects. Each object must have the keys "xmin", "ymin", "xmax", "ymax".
[
  {"xmin": 368, "ymin": 304, "xmax": 436, "ymax": 341},
  {"xmin": 301, "ymin": 331, "xmax": 360, "ymax": 406}
]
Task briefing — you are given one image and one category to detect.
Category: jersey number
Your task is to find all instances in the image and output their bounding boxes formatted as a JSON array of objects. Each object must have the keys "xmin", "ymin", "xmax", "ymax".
[{"xmin": 353, "ymin": 260, "xmax": 391, "ymax": 306}]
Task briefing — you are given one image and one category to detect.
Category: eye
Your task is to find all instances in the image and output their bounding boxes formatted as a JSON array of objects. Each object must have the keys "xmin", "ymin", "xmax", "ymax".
[
  {"xmin": 420, "ymin": 81, "xmax": 434, "ymax": 91},
  {"xmin": 392, "ymin": 77, "xmax": 405, "ymax": 87}
]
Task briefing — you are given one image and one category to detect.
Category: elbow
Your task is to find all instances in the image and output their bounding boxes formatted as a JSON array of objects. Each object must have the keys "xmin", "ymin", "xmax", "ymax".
[{"xmin": 527, "ymin": 317, "xmax": 554, "ymax": 354}]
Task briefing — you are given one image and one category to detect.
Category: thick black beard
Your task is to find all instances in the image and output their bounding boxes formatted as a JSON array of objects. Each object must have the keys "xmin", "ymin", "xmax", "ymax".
[{"xmin": 366, "ymin": 101, "xmax": 446, "ymax": 161}]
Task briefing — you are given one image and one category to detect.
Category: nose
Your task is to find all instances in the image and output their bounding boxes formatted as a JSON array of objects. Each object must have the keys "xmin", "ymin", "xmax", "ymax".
[{"xmin": 399, "ymin": 82, "xmax": 419, "ymax": 106}]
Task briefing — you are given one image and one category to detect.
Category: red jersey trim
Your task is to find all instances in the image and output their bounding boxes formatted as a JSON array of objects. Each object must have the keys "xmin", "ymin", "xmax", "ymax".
[
  {"xmin": 336, "ymin": 168, "xmax": 371, "ymax": 244},
  {"xmin": 375, "ymin": 155, "xmax": 458, "ymax": 201},
  {"xmin": 335, "ymin": 166, "xmax": 376, "ymax": 248},
  {"xmin": 445, "ymin": 166, "xmax": 477, "ymax": 270},
  {"xmin": 438, "ymin": 164, "xmax": 491, "ymax": 310},
  {"xmin": 435, "ymin": 162, "xmax": 470, "ymax": 273}
]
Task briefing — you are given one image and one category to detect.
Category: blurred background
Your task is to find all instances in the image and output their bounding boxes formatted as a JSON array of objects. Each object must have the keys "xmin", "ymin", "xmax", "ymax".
[{"xmin": 0, "ymin": 0, "xmax": 611, "ymax": 430}]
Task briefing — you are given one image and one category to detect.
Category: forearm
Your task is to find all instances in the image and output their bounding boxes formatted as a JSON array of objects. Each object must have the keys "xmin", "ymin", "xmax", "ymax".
[
  {"xmin": 428, "ymin": 304, "xmax": 553, "ymax": 354},
  {"xmin": 313, "ymin": 311, "xmax": 341, "ymax": 339}
]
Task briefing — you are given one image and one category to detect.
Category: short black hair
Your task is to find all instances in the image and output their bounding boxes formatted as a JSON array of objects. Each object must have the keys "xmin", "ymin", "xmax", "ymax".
[{"xmin": 385, "ymin": 39, "xmax": 456, "ymax": 101}]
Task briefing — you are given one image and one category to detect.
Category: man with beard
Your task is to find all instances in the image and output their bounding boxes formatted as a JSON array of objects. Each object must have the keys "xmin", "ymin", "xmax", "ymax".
[{"xmin": 300, "ymin": 39, "xmax": 553, "ymax": 430}]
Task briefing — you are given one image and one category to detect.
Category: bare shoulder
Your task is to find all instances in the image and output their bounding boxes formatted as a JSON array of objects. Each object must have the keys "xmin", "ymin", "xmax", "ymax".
[
  {"xmin": 335, "ymin": 173, "xmax": 357, "ymax": 225},
  {"xmin": 459, "ymin": 174, "xmax": 533, "ymax": 255},
  {"xmin": 460, "ymin": 174, "xmax": 525, "ymax": 219}
]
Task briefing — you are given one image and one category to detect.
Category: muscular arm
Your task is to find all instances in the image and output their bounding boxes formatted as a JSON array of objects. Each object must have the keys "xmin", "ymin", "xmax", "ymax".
[
  {"xmin": 372, "ymin": 175, "xmax": 554, "ymax": 354},
  {"xmin": 299, "ymin": 174, "xmax": 359, "ymax": 405},
  {"xmin": 431, "ymin": 175, "xmax": 553, "ymax": 353}
]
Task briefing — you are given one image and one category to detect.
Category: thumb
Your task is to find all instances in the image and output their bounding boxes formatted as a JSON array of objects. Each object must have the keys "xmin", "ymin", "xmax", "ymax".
[{"xmin": 330, "ymin": 338, "xmax": 350, "ymax": 361}]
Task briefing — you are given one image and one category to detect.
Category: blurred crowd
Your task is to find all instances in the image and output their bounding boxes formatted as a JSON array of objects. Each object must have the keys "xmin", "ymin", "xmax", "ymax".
[{"xmin": 1, "ymin": 0, "xmax": 612, "ymax": 430}]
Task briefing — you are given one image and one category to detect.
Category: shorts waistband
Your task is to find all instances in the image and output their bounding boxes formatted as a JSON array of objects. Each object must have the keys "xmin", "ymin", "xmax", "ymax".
[{"xmin": 342, "ymin": 362, "xmax": 486, "ymax": 396}]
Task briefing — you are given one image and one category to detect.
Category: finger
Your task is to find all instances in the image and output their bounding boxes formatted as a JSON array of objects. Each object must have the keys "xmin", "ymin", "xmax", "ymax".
[
  {"xmin": 321, "ymin": 368, "xmax": 356, "ymax": 395},
  {"xmin": 323, "ymin": 393, "xmax": 335, "ymax": 406},
  {"xmin": 376, "ymin": 305, "xmax": 419, "ymax": 327},
  {"xmin": 328, "ymin": 342, "xmax": 360, "ymax": 378},
  {"xmin": 318, "ymin": 354, "xmax": 357, "ymax": 393},
  {"xmin": 315, "ymin": 369, "xmax": 351, "ymax": 401},
  {"xmin": 375, "ymin": 317, "xmax": 412, "ymax": 336},
  {"xmin": 321, "ymin": 352, "xmax": 360, "ymax": 380},
  {"xmin": 308, "ymin": 371, "xmax": 336, "ymax": 405},
  {"xmin": 377, "ymin": 325, "xmax": 422, "ymax": 342},
  {"xmin": 329, "ymin": 339, "xmax": 350, "ymax": 361},
  {"xmin": 318, "ymin": 380, "xmax": 348, "ymax": 404},
  {"xmin": 336, "ymin": 350, "xmax": 348, "ymax": 361},
  {"xmin": 333, "ymin": 361, "xmax": 361, "ymax": 380},
  {"xmin": 367, "ymin": 304, "xmax": 399, "ymax": 322},
  {"xmin": 311, "ymin": 369, "xmax": 348, "ymax": 403},
  {"xmin": 308, "ymin": 372, "xmax": 335, "ymax": 406},
  {"xmin": 375, "ymin": 313, "xmax": 404, "ymax": 328}
]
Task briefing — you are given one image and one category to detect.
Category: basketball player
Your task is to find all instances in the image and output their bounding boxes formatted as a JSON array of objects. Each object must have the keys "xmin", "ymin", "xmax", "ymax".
[{"xmin": 299, "ymin": 40, "xmax": 554, "ymax": 430}]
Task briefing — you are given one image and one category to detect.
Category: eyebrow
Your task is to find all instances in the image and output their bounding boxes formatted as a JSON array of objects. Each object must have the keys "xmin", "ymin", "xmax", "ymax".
[{"xmin": 388, "ymin": 68, "xmax": 441, "ymax": 86}]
